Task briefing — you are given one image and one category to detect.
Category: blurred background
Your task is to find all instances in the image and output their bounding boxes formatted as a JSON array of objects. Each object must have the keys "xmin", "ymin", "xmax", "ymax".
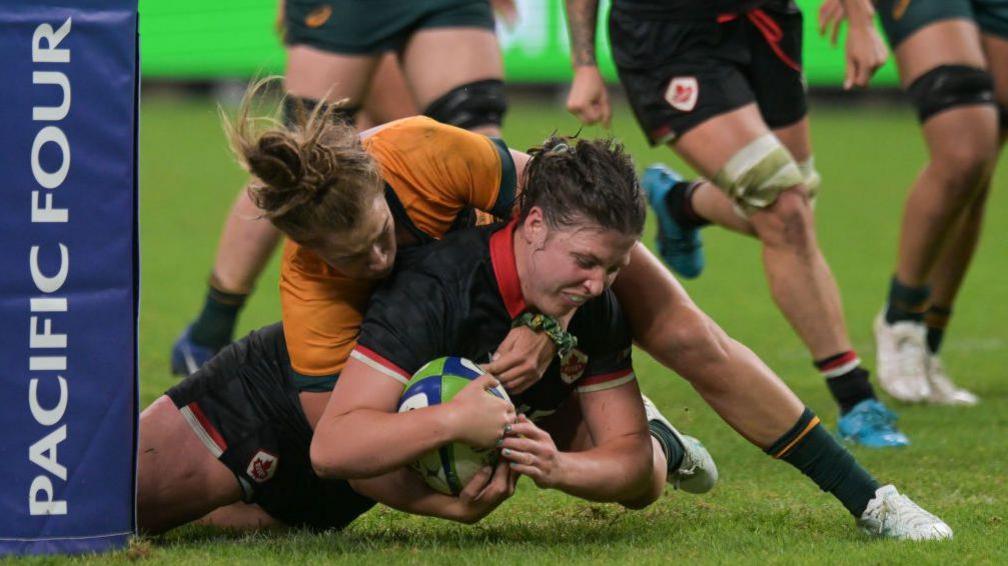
[{"xmin": 139, "ymin": 0, "xmax": 897, "ymax": 84}]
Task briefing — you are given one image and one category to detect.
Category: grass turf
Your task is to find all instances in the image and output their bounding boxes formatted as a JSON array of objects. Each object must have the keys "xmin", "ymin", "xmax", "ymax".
[{"xmin": 40, "ymin": 93, "xmax": 1007, "ymax": 564}]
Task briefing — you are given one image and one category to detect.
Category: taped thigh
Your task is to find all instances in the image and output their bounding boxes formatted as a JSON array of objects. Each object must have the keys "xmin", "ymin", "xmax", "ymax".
[
  {"xmin": 797, "ymin": 156, "xmax": 822, "ymax": 205},
  {"xmin": 711, "ymin": 133, "xmax": 804, "ymax": 215}
]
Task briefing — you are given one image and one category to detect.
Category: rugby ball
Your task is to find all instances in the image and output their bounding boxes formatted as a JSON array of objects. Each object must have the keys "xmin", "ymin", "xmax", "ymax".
[{"xmin": 396, "ymin": 356, "xmax": 511, "ymax": 495}]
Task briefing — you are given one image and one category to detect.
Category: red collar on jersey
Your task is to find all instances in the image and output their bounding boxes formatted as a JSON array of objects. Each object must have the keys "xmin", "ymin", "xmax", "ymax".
[{"xmin": 489, "ymin": 220, "xmax": 528, "ymax": 318}]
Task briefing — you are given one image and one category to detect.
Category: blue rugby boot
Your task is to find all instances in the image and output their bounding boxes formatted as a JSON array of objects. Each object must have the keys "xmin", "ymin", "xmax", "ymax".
[
  {"xmin": 170, "ymin": 325, "xmax": 220, "ymax": 377},
  {"xmin": 641, "ymin": 164, "xmax": 705, "ymax": 279},
  {"xmin": 837, "ymin": 399, "xmax": 910, "ymax": 448}
]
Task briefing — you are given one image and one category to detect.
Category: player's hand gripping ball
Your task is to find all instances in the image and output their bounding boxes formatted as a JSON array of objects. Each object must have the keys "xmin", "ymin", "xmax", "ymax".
[{"xmin": 397, "ymin": 356, "xmax": 511, "ymax": 495}]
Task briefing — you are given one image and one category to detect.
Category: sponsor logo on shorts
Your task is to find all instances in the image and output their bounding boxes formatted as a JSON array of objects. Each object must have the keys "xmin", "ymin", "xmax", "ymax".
[
  {"xmin": 665, "ymin": 77, "xmax": 699, "ymax": 112},
  {"xmin": 560, "ymin": 349, "xmax": 589, "ymax": 384},
  {"xmin": 246, "ymin": 450, "xmax": 278, "ymax": 483},
  {"xmin": 305, "ymin": 5, "xmax": 332, "ymax": 28},
  {"xmin": 892, "ymin": 0, "xmax": 910, "ymax": 20}
]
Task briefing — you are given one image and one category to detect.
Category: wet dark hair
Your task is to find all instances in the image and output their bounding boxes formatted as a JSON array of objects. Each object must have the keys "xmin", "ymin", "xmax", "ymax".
[{"xmin": 518, "ymin": 136, "xmax": 645, "ymax": 238}]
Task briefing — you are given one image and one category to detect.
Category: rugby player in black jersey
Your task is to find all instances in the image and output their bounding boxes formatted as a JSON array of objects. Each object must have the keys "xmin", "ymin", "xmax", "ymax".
[
  {"xmin": 311, "ymin": 136, "xmax": 952, "ymax": 540},
  {"xmin": 139, "ymin": 105, "xmax": 951, "ymax": 539},
  {"xmin": 564, "ymin": 0, "xmax": 909, "ymax": 448},
  {"xmin": 315, "ymin": 138, "xmax": 681, "ymax": 506},
  {"xmin": 137, "ymin": 136, "xmax": 717, "ymax": 533}
]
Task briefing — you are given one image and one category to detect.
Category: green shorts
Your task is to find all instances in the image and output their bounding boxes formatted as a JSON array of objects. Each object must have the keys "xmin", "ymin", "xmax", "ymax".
[
  {"xmin": 877, "ymin": 0, "xmax": 1008, "ymax": 47},
  {"xmin": 284, "ymin": 0, "xmax": 495, "ymax": 54}
]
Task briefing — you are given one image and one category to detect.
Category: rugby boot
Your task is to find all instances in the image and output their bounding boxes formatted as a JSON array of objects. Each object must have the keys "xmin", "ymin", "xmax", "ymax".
[
  {"xmin": 642, "ymin": 164, "xmax": 705, "ymax": 279},
  {"xmin": 642, "ymin": 395, "xmax": 718, "ymax": 493},
  {"xmin": 857, "ymin": 484, "xmax": 953, "ymax": 540},
  {"xmin": 170, "ymin": 325, "xmax": 220, "ymax": 377},
  {"xmin": 925, "ymin": 355, "xmax": 979, "ymax": 406},
  {"xmin": 837, "ymin": 399, "xmax": 910, "ymax": 448},
  {"xmin": 873, "ymin": 312, "xmax": 931, "ymax": 402}
]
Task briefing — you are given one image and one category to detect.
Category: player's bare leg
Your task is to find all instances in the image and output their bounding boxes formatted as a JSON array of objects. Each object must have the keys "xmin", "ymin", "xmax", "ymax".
[
  {"xmin": 401, "ymin": 27, "xmax": 505, "ymax": 137},
  {"xmin": 137, "ymin": 397, "xmax": 244, "ymax": 534},
  {"xmin": 889, "ymin": 21, "xmax": 996, "ymax": 286},
  {"xmin": 616, "ymin": 244, "xmax": 804, "ymax": 447},
  {"xmin": 196, "ymin": 502, "xmax": 284, "ymax": 531},
  {"xmin": 686, "ymin": 180, "xmax": 757, "ymax": 235},
  {"xmin": 921, "ymin": 32, "xmax": 1008, "ymax": 333},
  {"xmin": 283, "ymin": 47, "xmax": 378, "ymax": 106},
  {"xmin": 646, "ymin": 105, "xmax": 904, "ymax": 446},
  {"xmin": 907, "ymin": 32, "xmax": 1007, "ymax": 404},
  {"xmin": 356, "ymin": 52, "xmax": 419, "ymax": 130},
  {"xmin": 673, "ymin": 107, "xmax": 850, "ymax": 360},
  {"xmin": 614, "ymin": 247, "xmax": 948, "ymax": 536},
  {"xmin": 926, "ymin": 32, "xmax": 1008, "ymax": 351},
  {"xmin": 679, "ymin": 114, "xmax": 815, "ymax": 237},
  {"xmin": 210, "ymin": 192, "xmax": 282, "ymax": 298},
  {"xmin": 876, "ymin": 21, "xmax": 1001, "ymax": 403},
  {"xmin": 893, "ymin": 115, "xmax": 997, "ymax": 286}
]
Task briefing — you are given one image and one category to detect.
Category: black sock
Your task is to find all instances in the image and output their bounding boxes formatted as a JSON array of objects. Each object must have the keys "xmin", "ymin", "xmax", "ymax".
[
  {"xmin": 765, "ymin": 408, "xmax": 881, "ymax": 517},
  {"xmin": 884, "ymin": 276, "xmax": 930, "ymax": 324},
  {"xmin": 188, "ymin": 281, "xmax": 248, "ymax": 350},
  {"xmin": 925, "ymin": 305, "xmax": 951, "ymax": 354},
  {"xmin": 648, "ymin": 419, "xmax": 685, "ymax": 471},
  {"xmin": 664, "ymin": 180, "xmax": 711, "ymax": 230},
  {"xmin": 815, "ymin": 352, "xmax": 876, "ymax": 414}
]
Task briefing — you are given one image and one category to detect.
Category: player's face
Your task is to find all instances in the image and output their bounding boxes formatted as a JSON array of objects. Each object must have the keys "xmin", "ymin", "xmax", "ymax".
[
  {"xmin": 301, "ymin": 196, "xmax": 397, "ymax": 279},
  {"xmin": 522, "ymin": 212, "xmax": 636, "ymax": 317}
]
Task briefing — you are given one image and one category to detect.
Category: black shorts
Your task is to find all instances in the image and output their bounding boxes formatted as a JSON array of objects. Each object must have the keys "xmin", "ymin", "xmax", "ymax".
[
  {"xmin": 166, "ymin": 323, "xmax": 376, "ymax": 531},
  {"xmin": 611, "ymin": 0, "xmax": 807, "ymax": 144},
  {"xmin": 284, "ymin": 0, "xmax": 495, "ymax": 54}
]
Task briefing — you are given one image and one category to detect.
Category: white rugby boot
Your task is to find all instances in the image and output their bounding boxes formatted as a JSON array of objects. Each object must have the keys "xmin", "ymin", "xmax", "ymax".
[
  {"xmin": 642, "ymin": 395, "xmax": 718, "ymax": 494},
  {"xmin": 874, "ymin": 312, "xmax": 931, "ymax": 402},
  {"xmin": 925, "ymin": 355, "xmax": 979, "ymax": 406},
  {"xmin": 857, "ymin": 484, "xmax": 953, "ymax": 540}
]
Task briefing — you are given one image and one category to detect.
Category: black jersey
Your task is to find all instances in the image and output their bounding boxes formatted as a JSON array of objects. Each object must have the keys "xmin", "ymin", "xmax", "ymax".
[
  {"xmin": 613, "ymin": 0, "xmax": 772, "ymax": 20},
  {"xmin": 351, "ymin": 221, "xmax": 636, "ymax": 420}
]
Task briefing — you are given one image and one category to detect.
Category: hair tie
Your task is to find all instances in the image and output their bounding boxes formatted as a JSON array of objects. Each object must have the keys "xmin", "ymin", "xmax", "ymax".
[{"xmin": 550, "ymin": 142, "xmax": 572, "ymax": 154}]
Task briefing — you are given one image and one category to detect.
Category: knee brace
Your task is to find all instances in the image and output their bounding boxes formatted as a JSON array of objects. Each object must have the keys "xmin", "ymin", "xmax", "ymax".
[
  {"xmin": 282, "ymin": 96, "xmax": 359, "ymax": 127},
  {"xmin": 712, "ymin": 134, "xmax": 804, "ymax": 215},
  {"xmin": 906, "ymin": 65, "xmax": 996, "ymax": 124},
  {"xmin": 423, "ymin": 79, "xmax": 507, "ymax": 130}
]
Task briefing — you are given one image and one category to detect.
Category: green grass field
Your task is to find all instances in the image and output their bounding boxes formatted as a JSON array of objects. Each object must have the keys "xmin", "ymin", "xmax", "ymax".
[{"xmin": 43, "ymin": 93, "xmax": 1008, "ymax": 564}]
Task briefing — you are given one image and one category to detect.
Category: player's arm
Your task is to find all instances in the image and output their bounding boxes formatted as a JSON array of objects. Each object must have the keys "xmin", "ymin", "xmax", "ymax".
[
  {"xmin": 309, "ymin": 272, "xmax": 515, "ymax": 480},
  {"xmin": 501, "ymin": 377, "xmax": 653, "ymax": 503},
  {"xmin": 310, "ymin": 351, "xmax": 513, "ymax": 480},
  {"xmin": 484, "ymin": 309, "xmax": 577, "ymax": 395},
  {"xmin": 349, "ymin": 460, "xmax": 517, "ymax": 524},
  {"xmin": 835, "ymin": 0, "xmax": 888, "ymax": 89},
  {"xmin": 563, "ymin": 0, "xmax": 611, "ymax": 126},
  {"xmin": 565, "ymin": 0, "xmax": 600, "ymax": 68}
]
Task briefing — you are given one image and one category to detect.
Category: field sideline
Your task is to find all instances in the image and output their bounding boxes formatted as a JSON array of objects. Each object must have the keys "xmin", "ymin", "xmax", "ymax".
[{"xmin": 47, "ymin": 93, "xmax": 1008, "ymax": 563}]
